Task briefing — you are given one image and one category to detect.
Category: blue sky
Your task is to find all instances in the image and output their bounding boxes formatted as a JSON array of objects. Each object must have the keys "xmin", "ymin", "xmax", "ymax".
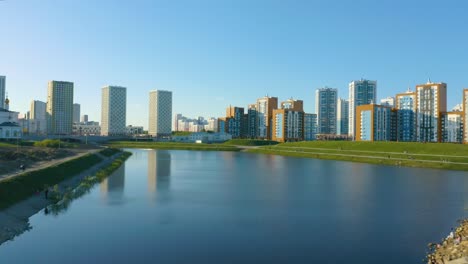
[{"xmin": 1, "ymin": 0, "xmax": 467, "ymax": 127}]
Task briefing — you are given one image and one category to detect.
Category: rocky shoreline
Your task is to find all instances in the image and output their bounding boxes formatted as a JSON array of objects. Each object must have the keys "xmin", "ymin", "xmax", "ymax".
[{"xmin": 427, "ymin": 219, "xmax": 468, "ymax": 264}]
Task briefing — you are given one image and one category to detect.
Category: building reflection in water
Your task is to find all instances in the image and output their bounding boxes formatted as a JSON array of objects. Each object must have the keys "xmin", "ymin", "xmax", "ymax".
[
  {"xmin": 100, "ymin": 164, "xmax": 126, "ymax": 205},
  {"xmin": 147, "ymin": 150, "xmax": 171, "ymax": 198}
]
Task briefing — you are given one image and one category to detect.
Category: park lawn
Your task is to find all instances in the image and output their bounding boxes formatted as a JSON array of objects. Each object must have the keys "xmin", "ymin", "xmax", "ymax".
[
  {"xmin": 105, "ymin": 141, "xmax": 240, "ymax": 151},
  {"xmin": 248, "ymin": 147, "xmax": 468, "ymax": 171},
  {"xmin": 277, "ymin": 141, "xmax": 468, "ymax": 156}
]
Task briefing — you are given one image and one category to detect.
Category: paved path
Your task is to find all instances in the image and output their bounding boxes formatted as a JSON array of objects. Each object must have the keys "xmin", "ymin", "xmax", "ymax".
[{"xmin": 0, "ymin": 149, "xmax": 100, "ymax": 182}]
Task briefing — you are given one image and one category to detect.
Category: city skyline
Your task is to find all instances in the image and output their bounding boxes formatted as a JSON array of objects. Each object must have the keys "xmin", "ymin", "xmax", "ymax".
[{"xmin": 2, "ymin": 1, "xmax": 468, "ymax": 127}]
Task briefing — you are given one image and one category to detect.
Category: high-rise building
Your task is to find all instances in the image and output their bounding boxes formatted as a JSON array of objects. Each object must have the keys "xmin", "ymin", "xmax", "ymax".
[
  {"xmin": 29, "ymin": 100, "xmax": 47, "ymax": 134},
  {"xmin": 101, "ymin": 86, "xmax": 127, "ymax": 136},
  {"xmin": 46, "ymin": 81, "xmax": 74, "ymax": 135},
  {"xmin": 149, "ymin": 90, "xmax": 172, "ymax": 137},
  {"xmin": 173, "ymin": 114, "xmax": 183, "ymax": 131},
  {"xmin": 247, "ymin": 104, "xmax": 258, "ymax": 139},
  {"xmin": 463, "ymin": 89, "xmax": 468, "ymax": 144},
  {"xmin": 315, "ymin": 88, "xmax": 337, "ymax": 134},
  {"xmin": 355, "ymin": 104, "xmax": 393, "ymax": 141},
  {"xmin": 416, "ymin": 81, "xmax": 447, "ymax": 142},
  {"xmin": 336, "ymin": 98, "xmax": 349, "ymax": 135},
  {"xmin": 225, "ymin": 106, "xmax": 245, "ymax": 138},
  {"xmin": 256, "ymin": 96, "xmax": 278, "ymax": 140},
  {"xmin": 380, "ymin": 97, "xmax": 395, "ymax": 107},
  {"xmin": 396, "ymin": 90, "xmax": 417, "ymax": 142},
  {"xmin": 272, "ymin": 99, "xmax": 304, "ymax": 142},
  {"xmin": 73, "ymin": 103, "xmax": 81, "ymax": 123},
  {"xmin": 349, "ymin": 79, "xmax": 377, "ymax": 139},
  {"xmin": 81, "ymin": 114, "xmax": 88, "ymax": 123},
  {"xmin": 304, "ymin": 113, "xmax": 318, "ymax": 141},
  {"xmin": 30, "ymin": 100, "xmax": 46, "ymax": 120},
  {"xmin": 0, "ymin": 76, "xmax": 5, "ymax": 109},
  {"xmin": 441, "ymin": 112, "xmax": 463, "ymax": 143}
]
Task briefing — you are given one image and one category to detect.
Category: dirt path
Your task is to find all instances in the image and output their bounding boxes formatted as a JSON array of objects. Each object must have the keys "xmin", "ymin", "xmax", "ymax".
[{"xmin": 0, "ymin": 149, "xmax": 100, "ymax": 182}]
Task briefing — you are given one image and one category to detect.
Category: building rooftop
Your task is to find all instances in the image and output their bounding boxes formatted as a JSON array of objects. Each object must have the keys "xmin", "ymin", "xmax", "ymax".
[{"xmin": 0, "ymin": 122, "xmax": 20, "ymax": 127}]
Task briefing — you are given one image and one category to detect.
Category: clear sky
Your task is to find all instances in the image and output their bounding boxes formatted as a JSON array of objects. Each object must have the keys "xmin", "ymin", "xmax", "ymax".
[{"xmin": 1, "ymin": 0, "xmax": 467, "ymax": 128}]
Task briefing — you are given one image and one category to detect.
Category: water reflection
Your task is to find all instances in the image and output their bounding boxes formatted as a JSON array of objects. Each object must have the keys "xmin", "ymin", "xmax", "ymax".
[
  {"xmin": 147, "ymin": 150, "xmax": 171, "ymax": 197},
  {"xmin": 100, "ymin": 164, "xmax": 126, "ymax": 205}
]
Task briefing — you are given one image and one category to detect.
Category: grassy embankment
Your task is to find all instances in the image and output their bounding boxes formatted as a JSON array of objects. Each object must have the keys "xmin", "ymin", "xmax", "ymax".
[
  {"xmin": 247, "ymin": 141, "xmax": 468, "ymax": 171},
  {"xmin": 223, "ymin": 139, "xmax": 279, "ymax": 146},
  {"xmin": 48, "ymin": 151, "xmax": 132, "ymax": 214},
  {"xmin": 0, "ymin": 153, "xmax": 103, "ymax": 209},
  {"xmin": 105, "ymin": 141, "xmax": 240, "ymax": 151}
]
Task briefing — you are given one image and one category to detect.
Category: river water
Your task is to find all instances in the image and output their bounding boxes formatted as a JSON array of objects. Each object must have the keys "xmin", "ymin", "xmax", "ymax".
[{"xmin": 1, "ymin": 149, "xmax": 467, "ymax": 263}]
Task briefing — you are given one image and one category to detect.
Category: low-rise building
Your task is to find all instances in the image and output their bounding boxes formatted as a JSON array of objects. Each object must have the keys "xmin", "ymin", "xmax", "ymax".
[
  {"xmin": 73, "ymin": 122, "xmax": 101, "ymax": 135},
  {"xmin": 172, "ymin": 132, "xmax": 232, "ymax": 143}
]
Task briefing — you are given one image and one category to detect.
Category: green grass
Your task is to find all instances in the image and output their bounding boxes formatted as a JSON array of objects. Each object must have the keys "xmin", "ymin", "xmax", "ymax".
[
  {"xmin": 0, "ymin": 153, "xmax": 103, "ymax": 209},
  {"xmin": 99, "ymin": 148, "xmax": 121, "ymax": 157},
  {"xmin": 33, "ymin": 139, "xmax": 77, "ymax": 148},
  {"xmin": 105, "ymin": 141, "xmax": 240, "ymax": 151},
  {"xmin": 48, "ymin": 151, "xmax": 132, "ymax": 214},
  {"xmin": 247, "ymin": 141, "xmax": 468, "ymax": 171},
  {"xmin": 172, "ymin": 131, "xmax": 193, "ymax": 136},
  {"xmin": 0, "ymin": 140, "xmax": 35, "ymax": 148},
  {"xmin": 223, "ymin": 139, "xmax": 279, "ymax": 146}
]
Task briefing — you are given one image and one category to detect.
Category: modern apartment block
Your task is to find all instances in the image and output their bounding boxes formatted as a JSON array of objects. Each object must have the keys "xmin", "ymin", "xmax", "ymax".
[
  {"xmin": 29, "ymin": 100, "xmax": 47, "ymax": 134},
  {"xmin": 336, "ymin": 98, "xmax": 349, "ymax": 135},
  {"xmin": 101, "ymin": 86, "xmax": 127, "ymax": 136},
  {"xmin": 256, "ymin": 96, "xmax": 278, "ymax": 140},
  {"xmin": 46, "ymin": 81, "xmax": 74, "ymax": 135},
  {"xmin": 149, "ymin": 90, "xmax": 172, "ymax": 137},
  {"xmin": 441, "ymin": 111, "xmax": 463, "ymax": 143},
  {"xmin": 225, "ymin": 106, "xmax": 245, "ymax": 138},
  {"xmin": 355, "ymin": 104, "xmax": 393, "ymax": 141},
  {"xmin": 395, "ymin": 90, "xmax": 417, "ymax": 142},
  {"xmin": 304, "ymin": 113, "xmax": 318, "ymax": 141},
  {"xmin": 315, "ymin": 88, "xmax": 337, "ymax": 134},
  {"xmin": 416, "ymin": 81, "xmax": 447, "ymax": 142},
  {"xmin": 247, "ymin": 104, "xmax": 258, "ymax": 138},
  {"xmin": 349, "ymin": 79, "xmax": 377, "ymax": 139},
  {"xmin": 0, "ymin": 76, "xmax": 5, "ymax": 109},
  {"xmin": 73, "ymin": 103, "xmax": 81, "ymax": 123},
  {"xmin": 30, "ymin": 100, "xmax": 46, "ymax": 120},
  {"xmin": 380, "ymin": 97, "xmax": 395, "ymax": 107},
  {"xmin": 464, "ymin": 89, "xmax": 468, "ymax": 144},
  {"xmin": 272, "ymin": 99, "xmax": 304, "ymax": 142}
]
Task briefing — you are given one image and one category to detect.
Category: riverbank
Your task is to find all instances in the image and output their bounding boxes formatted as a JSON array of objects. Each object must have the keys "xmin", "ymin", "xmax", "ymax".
[
  {"xmin": 427, "ymin": 220, "xmax": 468, "ymax": 263},
  {"xmin": 105, "ymin": 141, "xmax": 240, "ymax": 151},
  {"xmin": 247, "ymin": 141, "xmax": 468, "ymax": 171},
  {"xmin": 0, "ymin": 149, "xmax": 131, "ymax": 245}
]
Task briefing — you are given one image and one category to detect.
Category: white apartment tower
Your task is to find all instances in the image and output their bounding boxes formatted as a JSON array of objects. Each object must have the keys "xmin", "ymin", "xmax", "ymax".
[
  {"xmin": 101, "ymin": 86, "xmax": 127, "ymax": 136},
  {"xmin": 30, "ymin": 100, "xmax": 47, "ymax": 120},
  {"xmin": 149, "ymin": 90, "xmax": 172, "ymax": 137},
  {"xmin": 0, "ymin": 76, "xmax": 5, "ymax": 109},
  {"xmin": 348, "ymin": 79, "xmax": 377, "ymax": 139},
  {"xmin": 46, "ymin": 81, "xmax": 74, "ymax": 135}
]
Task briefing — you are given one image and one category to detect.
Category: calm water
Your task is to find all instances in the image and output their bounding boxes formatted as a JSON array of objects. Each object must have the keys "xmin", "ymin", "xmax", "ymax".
[{"xmin": 1, "ymin": 149, "xmax": 467, "ymax": 263}]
